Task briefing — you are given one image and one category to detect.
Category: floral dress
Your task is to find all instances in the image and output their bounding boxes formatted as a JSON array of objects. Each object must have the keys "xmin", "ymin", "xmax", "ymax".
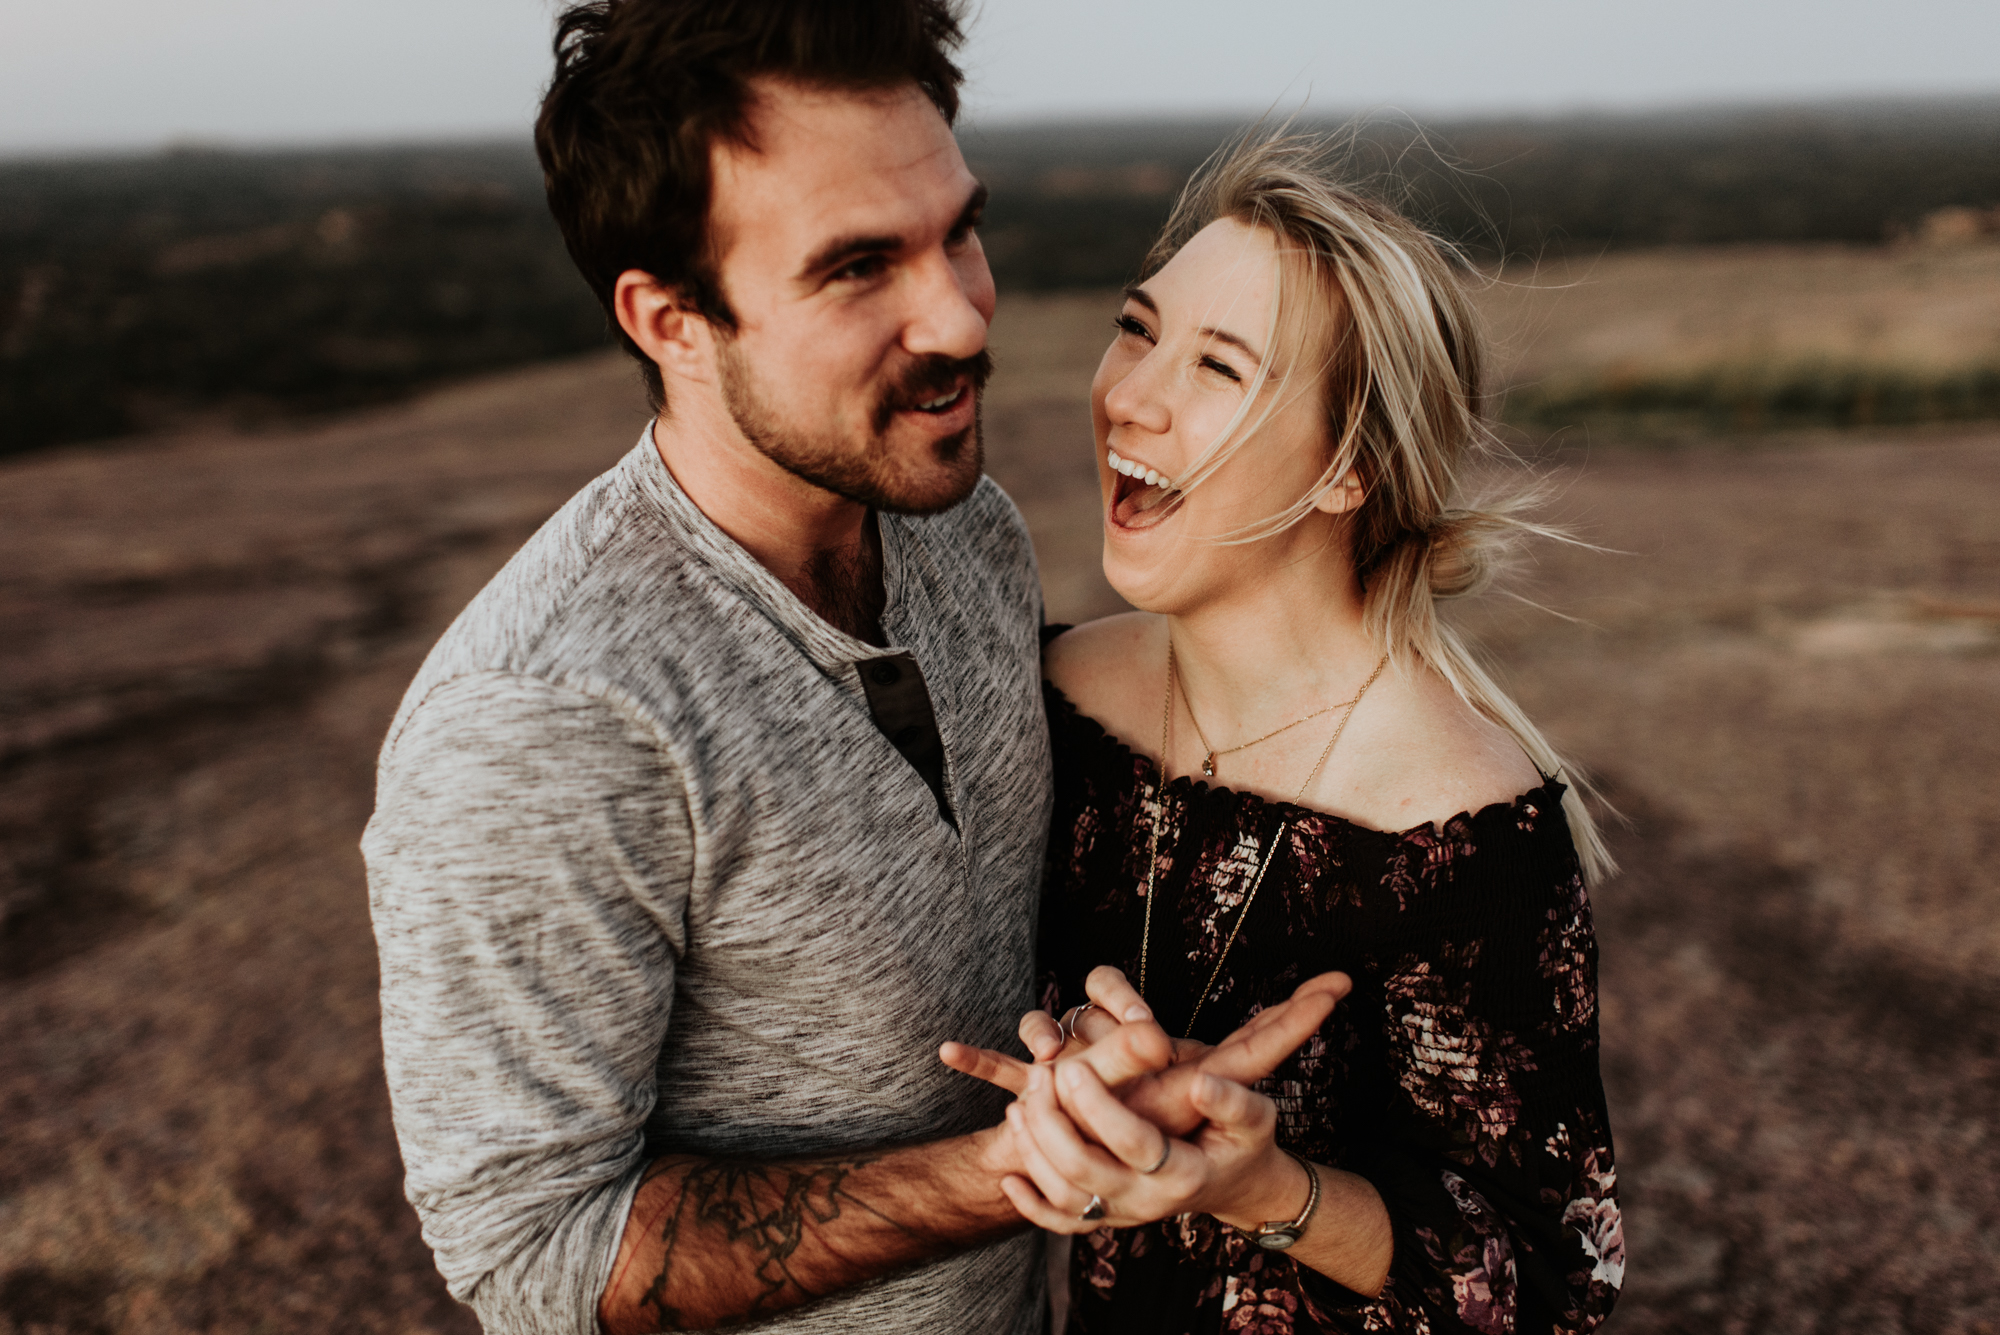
[{"xmin": 1039, "ymin": 685, "xmax": 1623, "ymax": 1334}]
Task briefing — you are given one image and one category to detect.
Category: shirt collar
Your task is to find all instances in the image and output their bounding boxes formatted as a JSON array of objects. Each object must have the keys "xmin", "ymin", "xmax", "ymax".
[{"xmin": 622, "ymin": 422, "xmax": 912, "ymax": 689}]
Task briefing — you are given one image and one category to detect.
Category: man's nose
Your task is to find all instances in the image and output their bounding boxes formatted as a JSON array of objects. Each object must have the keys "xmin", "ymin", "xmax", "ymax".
[{"xmin": 901, "ymin": 250, "xmax": 992, "ymax": 362}]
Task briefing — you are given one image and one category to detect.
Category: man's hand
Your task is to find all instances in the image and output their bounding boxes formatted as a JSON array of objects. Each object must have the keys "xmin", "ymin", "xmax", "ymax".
[{"xmin": 940, "ymin": 967, "xmax": 1350, "ymax": 1138}]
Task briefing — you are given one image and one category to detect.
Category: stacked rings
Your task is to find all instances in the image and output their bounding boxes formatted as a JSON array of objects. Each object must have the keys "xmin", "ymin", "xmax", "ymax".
[{"xmin": 1059, "ymin": 1003, "xmax": 1099, "ymax": 1047}]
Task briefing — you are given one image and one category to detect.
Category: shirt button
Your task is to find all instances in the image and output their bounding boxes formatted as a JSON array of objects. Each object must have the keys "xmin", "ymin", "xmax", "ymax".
[
  {"xmin": 869, "ymin": 660, "xmax": 901, "ymax": 686},
  {"xmin": 895, "ymin": 725, "xmax": 925, "ymax": 747}
]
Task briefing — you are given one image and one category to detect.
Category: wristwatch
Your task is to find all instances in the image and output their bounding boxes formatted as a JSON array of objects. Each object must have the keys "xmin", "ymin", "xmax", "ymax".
[{"xmin": 1249, "ymin": 1149, "xmax": 1322, "ymax": 1250}]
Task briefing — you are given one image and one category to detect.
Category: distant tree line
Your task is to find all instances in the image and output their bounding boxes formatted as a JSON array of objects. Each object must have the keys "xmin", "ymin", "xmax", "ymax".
[
  {"xmin": 4, "ymin": 99, "xmax": 1998, "ymax": 454},
  {"xmin": 1401, "ymin": 101, "xmax": 2000, "ymax": 255},
  {"xmin": 966, "ymin": 98, "xmax": 2000, "ymax": 283},
  {"xmin": 0, "ymin": 144, "xmax": 601, "ymax": 454}
]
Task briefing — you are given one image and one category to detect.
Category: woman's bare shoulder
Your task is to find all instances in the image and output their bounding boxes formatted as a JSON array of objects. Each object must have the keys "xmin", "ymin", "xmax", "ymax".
[
  {"xmin": 1328, "ymin": 665, "xmax": 1546, "ymax": 834},
  {"xmin": 1045, "ymin": 613, "xmax": 1165, "ymax": 749}
]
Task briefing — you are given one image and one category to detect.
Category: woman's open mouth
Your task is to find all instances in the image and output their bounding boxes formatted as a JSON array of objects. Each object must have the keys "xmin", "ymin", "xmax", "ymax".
[{"xmin": 1107, "ymin": 448, "xmax": 1181, "ymax": 529}]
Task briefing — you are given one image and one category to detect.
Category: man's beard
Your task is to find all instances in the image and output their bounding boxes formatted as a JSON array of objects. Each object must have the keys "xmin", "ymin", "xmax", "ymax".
[{"xmin": 718, "ymin": 340, "xmax": 991, "ymax": 516}]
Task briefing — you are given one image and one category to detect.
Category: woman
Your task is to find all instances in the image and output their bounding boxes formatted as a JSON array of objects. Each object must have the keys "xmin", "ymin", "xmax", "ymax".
[{"xmin": 949, "ymin": 134, "xmax": 1622, "ymax": 1333}]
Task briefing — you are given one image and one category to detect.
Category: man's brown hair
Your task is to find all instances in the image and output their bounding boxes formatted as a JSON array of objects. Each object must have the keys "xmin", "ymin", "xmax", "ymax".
[{"xmin": 535, "ymin": 0, "xmax": 970, "ymax": 409}]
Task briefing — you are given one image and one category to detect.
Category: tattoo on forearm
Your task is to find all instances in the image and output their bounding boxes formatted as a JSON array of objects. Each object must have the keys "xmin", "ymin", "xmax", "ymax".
[{"xmin": 636, "ymin": 1154, "xmax": 919, "ymax": 1329}]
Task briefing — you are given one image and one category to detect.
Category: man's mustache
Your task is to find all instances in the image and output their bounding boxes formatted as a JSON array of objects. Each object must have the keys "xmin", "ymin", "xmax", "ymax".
[{"xmin": 872, "ymin": 349, "xmax": 994, "ymax": 434}]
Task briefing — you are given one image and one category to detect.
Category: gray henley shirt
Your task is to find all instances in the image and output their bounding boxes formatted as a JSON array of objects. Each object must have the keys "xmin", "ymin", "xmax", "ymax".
[{"xmin": 362, "ymin": 428, "xmax": 1053, "ymax": 1335}]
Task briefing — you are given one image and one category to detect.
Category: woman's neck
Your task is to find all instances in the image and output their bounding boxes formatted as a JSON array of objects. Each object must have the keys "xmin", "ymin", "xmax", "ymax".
[{"xmin": 1165, "ymin": 538, "xmax": 1379, "ymax": 743}]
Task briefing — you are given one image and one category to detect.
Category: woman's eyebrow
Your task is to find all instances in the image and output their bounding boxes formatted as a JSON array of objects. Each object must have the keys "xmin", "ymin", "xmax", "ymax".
[
  {"xmin": 1120, "ymin": 284, "xmax": 1158, "ymax": 314},
  {"xmin": 1122, "ymin": 285, "xmax": 1264, "ymax": 364},
  {"xmin": 1197, "ymin": 326, "xmax": 1264, "ymax": 365}
]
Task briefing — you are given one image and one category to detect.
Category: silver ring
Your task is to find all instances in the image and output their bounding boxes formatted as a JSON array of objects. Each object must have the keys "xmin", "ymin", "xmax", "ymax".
[
  {"xmin": 1140, "ymin": 1139, "xmax": 1172, "ymax": 1175},
  {"xmin": 1059, "ymin": 1003, "xmax": 1099, "ymax": 1046},
  {"xmin": 1079, "ymin": 1193, "xmax": 1106, "ymax": 1222}
]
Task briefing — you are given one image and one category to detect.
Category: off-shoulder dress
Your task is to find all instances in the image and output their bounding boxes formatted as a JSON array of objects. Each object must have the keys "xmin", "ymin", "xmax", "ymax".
[{"xmin": 1038, "ymin": 682, "xmax": 1623, "ymax": 1334}]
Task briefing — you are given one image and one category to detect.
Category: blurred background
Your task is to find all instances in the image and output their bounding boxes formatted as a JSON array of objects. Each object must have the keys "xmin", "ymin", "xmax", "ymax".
[{"xmin": 2, "ymin": 3, "xmax": 1997, "ymax": 1332}]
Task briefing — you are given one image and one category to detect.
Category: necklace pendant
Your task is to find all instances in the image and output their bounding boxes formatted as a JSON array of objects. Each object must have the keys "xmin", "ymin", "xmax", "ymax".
[{"xmin": 1201, "ymin": 752, "xmax": 1216, "ymax": 778}]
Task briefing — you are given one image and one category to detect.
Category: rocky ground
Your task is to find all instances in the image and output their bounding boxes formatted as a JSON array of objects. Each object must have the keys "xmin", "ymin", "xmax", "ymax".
[{"xmin": 2, "ymin": 293, "xmax": 1997, "ymax": 1333}]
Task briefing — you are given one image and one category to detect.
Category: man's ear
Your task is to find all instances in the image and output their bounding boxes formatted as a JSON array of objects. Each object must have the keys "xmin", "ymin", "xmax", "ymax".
[
  {"xmin": 1311, "ymin": 467, "xmax": 1367, "ymax": 516},
  {"xmin": 613, "ymin": 270, "xmax": 718, "ymax": 386}
]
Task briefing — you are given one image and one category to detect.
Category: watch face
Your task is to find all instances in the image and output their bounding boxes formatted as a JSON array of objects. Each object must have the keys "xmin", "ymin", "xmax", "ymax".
[{"xmin": 1255, "ymin": 1229, "xmax": 1299, "ymax": 1250}]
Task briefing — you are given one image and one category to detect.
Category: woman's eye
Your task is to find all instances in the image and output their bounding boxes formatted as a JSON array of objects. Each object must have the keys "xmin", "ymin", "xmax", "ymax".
[
  {"xmin": 1200, "ymin": 356, "xmax": 1242, "ymax": 383},
  {"xmin": 1113, "ymin": 314, "xmax": 1154, "ymax": 342}
]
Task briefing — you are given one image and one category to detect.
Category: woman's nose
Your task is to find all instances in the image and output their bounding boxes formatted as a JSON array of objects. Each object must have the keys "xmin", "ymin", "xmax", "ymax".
[{"xmin": 1102, "ymin": 351, "xmax": 1171, "ymax": 436}]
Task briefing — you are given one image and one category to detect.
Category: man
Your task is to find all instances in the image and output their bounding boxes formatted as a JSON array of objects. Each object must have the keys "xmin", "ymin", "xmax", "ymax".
[
  {"xmin": 364, "ymin": 3, "xmax": 1049, "ymax": 1331},
  {"xmin": 364, "ymin": 3, "xmax": 1333, "ymax": 1332}
]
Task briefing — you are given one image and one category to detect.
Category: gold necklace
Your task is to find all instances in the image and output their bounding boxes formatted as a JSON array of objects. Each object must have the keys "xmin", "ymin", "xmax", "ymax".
[
  {"xmin": 1174, "ymin": 660, "xmax": 1368, "ymax": 779},
  {"xmin": 1137, "ymin": 641, "xmax": 1389, "ymax": 1037}
]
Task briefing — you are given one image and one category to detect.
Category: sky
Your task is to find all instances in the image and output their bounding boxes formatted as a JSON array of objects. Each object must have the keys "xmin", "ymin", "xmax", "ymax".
[{"xmin": 3, "ymin": 0, "xmax": 1998, "ymax": 156}]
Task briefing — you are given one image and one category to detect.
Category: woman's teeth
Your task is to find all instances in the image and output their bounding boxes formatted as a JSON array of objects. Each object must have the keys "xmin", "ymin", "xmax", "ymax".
[
  {"xmin": 1106, "ymin": 449, "xmax": 1173, "ymax": 489},
  {"xmin": 1106, "ymin": 448, "xmax": 1181, "ymax": 529}
]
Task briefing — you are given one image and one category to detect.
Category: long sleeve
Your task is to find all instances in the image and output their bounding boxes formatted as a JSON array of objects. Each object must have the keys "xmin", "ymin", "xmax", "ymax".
[
  {"xmin": 363, "ymin": 670, "xmax": 694, "ymax": 1335},
  {"xmin": 1321, "ymin": 835, "xmax": 1623, "ymax": 1334},
  {"xmin": 1042, "ymin": 689, "xmax": 1621, "ymax": 1335}
]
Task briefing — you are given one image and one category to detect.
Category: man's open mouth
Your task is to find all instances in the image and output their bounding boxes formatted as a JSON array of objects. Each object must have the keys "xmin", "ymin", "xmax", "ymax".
[
  {"xmin": 1107, "ymin": 448, "xmax": 1181, "ymax": 528},
  {"xmin": 874, "ymin": 350, "xmax": 992, "ymax": 433},
  {"xmin": 904, "ymin": 383, "xmax": 968, "ymax": 415}
]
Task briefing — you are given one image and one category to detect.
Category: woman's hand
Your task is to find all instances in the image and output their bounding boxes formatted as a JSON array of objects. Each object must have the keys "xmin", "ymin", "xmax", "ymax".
[
  {"xmin": 1017, "ymin": 964, "xmax": 1170, "ymax": 1064},
  {"xmin": 998, "ymin": 1058, "xmax": 1302, "ymax": 1235},
  {"xmin": 940, "ymin": 967, "xmax": 1351, "ymax": 1137},
  {"xmin": 941, "ymin": 965, "xmax": 1172, "ymax": 1094}
]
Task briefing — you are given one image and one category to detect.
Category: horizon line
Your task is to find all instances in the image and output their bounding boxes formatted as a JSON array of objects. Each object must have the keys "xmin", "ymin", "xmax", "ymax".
[{"xmin": 4, "ymin": 87, "xmax": 1999, "ymax": 165}]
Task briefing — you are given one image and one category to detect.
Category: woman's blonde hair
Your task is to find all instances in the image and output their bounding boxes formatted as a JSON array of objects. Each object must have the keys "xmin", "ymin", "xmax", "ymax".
[{"xmin": 1148, "ymin": 130, "xmax": 1616, "ymax": 883}]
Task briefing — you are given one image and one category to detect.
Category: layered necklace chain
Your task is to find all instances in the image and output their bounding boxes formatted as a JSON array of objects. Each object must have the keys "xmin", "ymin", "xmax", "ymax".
[
  {"xmin": 1137, "ymin": 640, "xmax": 1390, "ymax": 1037},
  {"xmin": 1178, "ymin": 665, "xmax": 1368, "ymax": 780}
]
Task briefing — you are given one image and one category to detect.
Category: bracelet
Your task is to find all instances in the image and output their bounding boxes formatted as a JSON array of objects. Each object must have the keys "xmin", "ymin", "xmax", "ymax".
[{"xmin": 1283, "ymin": 1148, "xmax": 1322, "ymax": 1234}]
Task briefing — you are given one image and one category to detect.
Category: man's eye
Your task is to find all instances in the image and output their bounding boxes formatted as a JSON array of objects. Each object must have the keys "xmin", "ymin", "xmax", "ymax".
[{"xmin": 833, "ymin": 255, "xmax": 888, "ymax": 281}]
